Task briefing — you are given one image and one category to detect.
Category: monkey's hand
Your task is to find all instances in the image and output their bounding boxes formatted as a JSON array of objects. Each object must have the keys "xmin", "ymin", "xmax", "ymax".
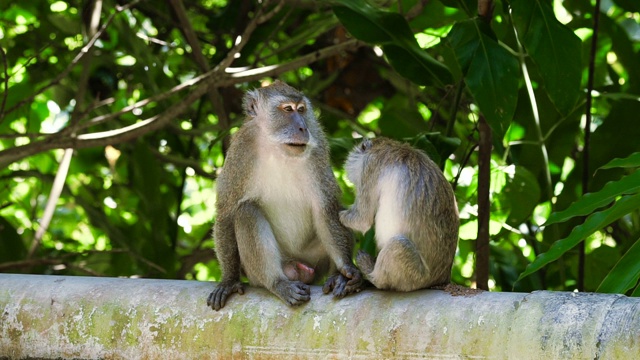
[
  {"xmin": 322, "ymin": 264, "xmax": 364, "ymax": 298},
  {"xmin": 207, "ymin": 281, "xmax": 245, "ymax": 311},
  {"xmin": 273, "ymin": 279, "xmax": 311, "ymax": 306},
  {"xmin": 339, "ymin": 209, "xmax": 370, "ymax": 234}
]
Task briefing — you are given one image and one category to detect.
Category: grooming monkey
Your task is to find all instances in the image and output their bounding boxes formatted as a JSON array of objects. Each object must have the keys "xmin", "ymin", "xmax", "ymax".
[
  {"xmin": 207, "ymin": 81, "xmax": 363, "ymax": 310},
  {"xmin": 340, "ymin": 137, "xmax": 459, "ymax": 291}
]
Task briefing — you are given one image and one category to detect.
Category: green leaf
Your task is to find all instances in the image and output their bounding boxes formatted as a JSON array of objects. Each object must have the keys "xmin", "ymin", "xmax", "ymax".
[
  {"xmin": 446, "ymin": 19, "xmax": 519, "ymax": 141},
  {"xmin": 597, "ymin": 237, "xmax": 640, "ymax": 294},
  {"xmin": 545, "ymin": 170, "xmax": 640, "ymax": 226},
  {"xmin": 382, "ymin": 43, "xmax": 452, "ymax": 87},
  {"xmin": 502, "ymin": 166, "xmax": 541, "ymax": 226},
  {"xmin": 332, "ymin": 0, "xmax": 452, "ymax": 86},
  {"xmin": 599, "ymin": 152, "xmax": 640, "ymax": 170},
  {"xmin": 613, "ymin": 0, "xmax": 640, "ymax": 13},
  {"xmin": 0, "ymin": 217, "xmax": 27, "ymax": 262},
  {"xmin": 511, "ymin": 0, "xmax": 582, "ymax": 115},
  {"xmin": 378, "ymin": 94, "xmax": 428, "ymax": 138},
  {"xmin": 519, "ymin": 192, "xmax": 640, "ymax": 281},
  {"xmin": 411, "ymin": 132, "xmax": 461, "ymax": 168}
]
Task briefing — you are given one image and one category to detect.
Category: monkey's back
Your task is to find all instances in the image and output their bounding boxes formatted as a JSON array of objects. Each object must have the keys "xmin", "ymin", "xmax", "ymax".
[{"xmin": 369, "ymin": 138, "xmax": 459, "ymax": 285}]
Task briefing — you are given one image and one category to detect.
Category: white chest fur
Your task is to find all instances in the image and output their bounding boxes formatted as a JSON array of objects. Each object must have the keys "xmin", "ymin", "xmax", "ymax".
[{"xmin": 246, "ymin": 151, "xmax": 315, "ymax": 256}]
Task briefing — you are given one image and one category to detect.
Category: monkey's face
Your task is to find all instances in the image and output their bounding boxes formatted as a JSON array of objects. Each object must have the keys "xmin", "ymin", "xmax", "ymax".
[
  {"xmin": 243, "ymin": 82, "xmax": 317, "ymax": 157},
  {"xmin": 344, "ymin": 138, "xmax": 373, "ymax": 187},
  {"xmin": 269, "ymin": 99, "xmax": 312, "ymax": 156}
]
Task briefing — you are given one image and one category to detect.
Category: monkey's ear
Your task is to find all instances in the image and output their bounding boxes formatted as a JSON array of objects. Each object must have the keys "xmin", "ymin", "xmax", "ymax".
[
  {"xmin": 243, "ymin": 90, "xmax": 259, "ymax": 117},
  {"xmin": 359, "ymin": 138, "xmax": 373, "ymax": 152}
]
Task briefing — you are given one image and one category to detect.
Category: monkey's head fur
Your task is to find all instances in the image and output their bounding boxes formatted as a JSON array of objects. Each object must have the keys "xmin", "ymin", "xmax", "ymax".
[
  {"xmin": 243, "ymin": 81, "xmax": 319, "ymax": 157},
  {"xmin": 344, "ymin": 137, "xmax": 374, "ymax": 188}
]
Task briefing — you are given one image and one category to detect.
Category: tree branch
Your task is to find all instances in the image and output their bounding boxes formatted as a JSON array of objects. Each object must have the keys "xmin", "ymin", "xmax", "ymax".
[
  {"xmin": 0, "ymin": 45, "xmax": 8, "ymax": 123},
  {"xmin": 579, "ymin": 0, "xmax": 602, "ymax": 293},
  {"xmin": 148, "ymin": 146, "xmax": 217, "ymax": 180},
  {"xmin": 476, "ymin": 116, "xmax": 491, "ymax": 291},
  {"xmin": 168, "ymin": 0, "xmax": 231, "ymax": 135},
  {"xmin": 0, "ymin": 39, "xmax": 363, "ymax": 167}
]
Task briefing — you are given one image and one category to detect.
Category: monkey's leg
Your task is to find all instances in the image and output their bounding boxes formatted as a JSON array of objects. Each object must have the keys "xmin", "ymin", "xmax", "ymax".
[
  {"xmin": 366, "ymin": 235, "xmax": 428, "ymax": 292},
  {"xmin": 235, "ymin": 201, "xmax": 311, "ymax": 306},
  {"xmin": 208, "ymin": 217, "xmax": 245, "ymax": 311}
]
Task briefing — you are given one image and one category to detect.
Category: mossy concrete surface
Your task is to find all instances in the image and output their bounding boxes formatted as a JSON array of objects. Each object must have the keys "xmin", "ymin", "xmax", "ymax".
[{"xmin": 0, "ymin": 274, "xmax": 639, "ymax": 359}]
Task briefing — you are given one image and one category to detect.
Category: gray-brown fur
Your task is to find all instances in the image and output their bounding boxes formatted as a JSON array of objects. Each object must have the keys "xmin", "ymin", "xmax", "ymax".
[
  {"xmin": 207, "ymin": 81, "xmax": 363, "ymax": 310},
  {"xmin": 340, "ymin": 137, "xmax": 459, "ymax": 291}
]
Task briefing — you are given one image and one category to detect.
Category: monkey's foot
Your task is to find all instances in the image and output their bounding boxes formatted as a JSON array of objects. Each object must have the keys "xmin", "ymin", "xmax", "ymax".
[
  {"xmin": 322, "ymin": 264, "xmax": 364, "ymax": 298},
  {"xmin": 356, "ymin": 250, "xmax": 375, "ymax": 275},
  {"xmin": 207, "ymin": 281, "xmax": 245, "ymax": 311},
  {"xmin": 273, "ymin": 279, "xmax": 311, "ymax": 306}
]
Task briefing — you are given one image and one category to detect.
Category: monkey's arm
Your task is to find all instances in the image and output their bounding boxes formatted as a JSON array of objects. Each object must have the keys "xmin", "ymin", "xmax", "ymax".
[
  {"xmin": 313, "ymin": 195, "xmax": 364, "ymax": 297},
  {"xmin": 339, "ymin": 185, "xmax": 378, "ymax": 234}
]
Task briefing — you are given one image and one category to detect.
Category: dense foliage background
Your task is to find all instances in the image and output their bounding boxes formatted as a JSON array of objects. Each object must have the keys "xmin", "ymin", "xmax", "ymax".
[{"xmin": 1, "ymin": 0, "xmax": 639, "ymax": 295}]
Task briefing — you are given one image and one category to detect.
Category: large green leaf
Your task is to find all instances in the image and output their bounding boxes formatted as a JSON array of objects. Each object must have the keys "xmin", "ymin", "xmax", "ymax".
[
  {"xmin": 519, "ymin": 192, "xmax": 640, "ymax": 281},
  {"xmin": 511, "ymin": 0, "xmax": 582, "ymax": 115},
  {"xmin": 597, "ymin": 237, "xmax": 640, "ymax": 294},
  {"xmin": 378, "ymin": 94, "xmax": 428, "ymax": 138},
  {"xmin": 599, "ymin": 152, "xmax": 640, "ymax": 170},
  {"xmin": 446, "ymin": 19, "xmax": 519, "ymax": 141},
  {"xmin": 502, "ymin": 166, "xmax": 541, "ymax": 226},
  {"xmin": 332, "ymin": 0, "xmax": 452, "ymax": 86},
  {"xmin": 545, "ymin": 170, "xmax": 640, "ymax": 225},
  {"xmin": 411, "ymin": 132, "xmax": 461, "ymax": 168}
]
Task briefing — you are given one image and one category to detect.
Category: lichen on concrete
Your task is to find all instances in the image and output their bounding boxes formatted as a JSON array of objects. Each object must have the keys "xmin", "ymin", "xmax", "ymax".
[{"xmin": 2, "ymin": 274, "xmax": 640, "ymax": 359}]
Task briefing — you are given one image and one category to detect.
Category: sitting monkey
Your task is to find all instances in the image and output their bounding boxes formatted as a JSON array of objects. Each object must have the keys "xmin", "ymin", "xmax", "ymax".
[
  {"xmin": 207, "ymin": 81, "xmax": 363, "ymax": 310},
  {"xmin": 340, "ymin": 137, "xmax": 459, "ymax": 291}
]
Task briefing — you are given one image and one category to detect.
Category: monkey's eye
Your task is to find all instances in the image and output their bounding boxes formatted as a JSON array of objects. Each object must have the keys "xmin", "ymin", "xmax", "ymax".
[
  {"xmin": 297, "ymin": 105, "xmax": 306, "ymax": 113},
  {"xmin": 282, "ymin": 105, "xmax": 294, "ymax": 112}
]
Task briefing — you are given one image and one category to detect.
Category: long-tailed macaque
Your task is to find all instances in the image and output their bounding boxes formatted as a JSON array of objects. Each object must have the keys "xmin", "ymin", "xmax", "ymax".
[
  {"xmin": 207, "ymin": 81, "xmax": 363, "ymax": 310},
  {"xmin": 340, "ymin": 137, "xmax": 459, "ymax": 291}
]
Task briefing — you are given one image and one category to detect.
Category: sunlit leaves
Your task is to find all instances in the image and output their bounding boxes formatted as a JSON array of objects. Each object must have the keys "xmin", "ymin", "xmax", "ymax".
[
  {"xmin": 511, "ymin": 0, "xmax": 582, "ymax": 115},
  {"xmin": 545, "ymin": 170, "xmax": 640, "ymax": 225},
  {"xmin": 446, "ymin": 18, "xmax": 519, "ymax": 141},
  {"xmin": 597, "ymin": 237, "xmax": 640, "ymax": 294},
  {"xmin": 519, "ymin": 192, "xmax": 640, "ymax": 282},
  {"xmin": 599, "ymin": 152, "xmax": 640, "ymax": 170},
  {"xmin": 332, "ymin": 0, "xmax": 453, "ymax": 86}
]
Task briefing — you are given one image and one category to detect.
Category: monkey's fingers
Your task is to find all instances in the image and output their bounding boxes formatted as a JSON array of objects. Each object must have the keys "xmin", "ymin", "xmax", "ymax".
[
  {"xmin": 332, "ymin": 275, "xmax": 348, "ymax": 298},
  {"xmin": 276, "ymin": 280, "xmax": 311, "ymax": 306},
  {"xmin": 207, "ymin": 282, "xmax": 245, "ymax": 311},
  {"xmin": 321, "ymin": 274, "xmax": 338, "ymax": 294},
  {"xmin": 341, "ymin": 264, "xmax": 364, "ymax": 286}
]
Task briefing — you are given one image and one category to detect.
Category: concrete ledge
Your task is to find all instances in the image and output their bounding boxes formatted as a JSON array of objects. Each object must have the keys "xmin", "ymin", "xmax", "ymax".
[{"xmin": 0, "ymin": 274, "xmax": 638, "ymax": 359}]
